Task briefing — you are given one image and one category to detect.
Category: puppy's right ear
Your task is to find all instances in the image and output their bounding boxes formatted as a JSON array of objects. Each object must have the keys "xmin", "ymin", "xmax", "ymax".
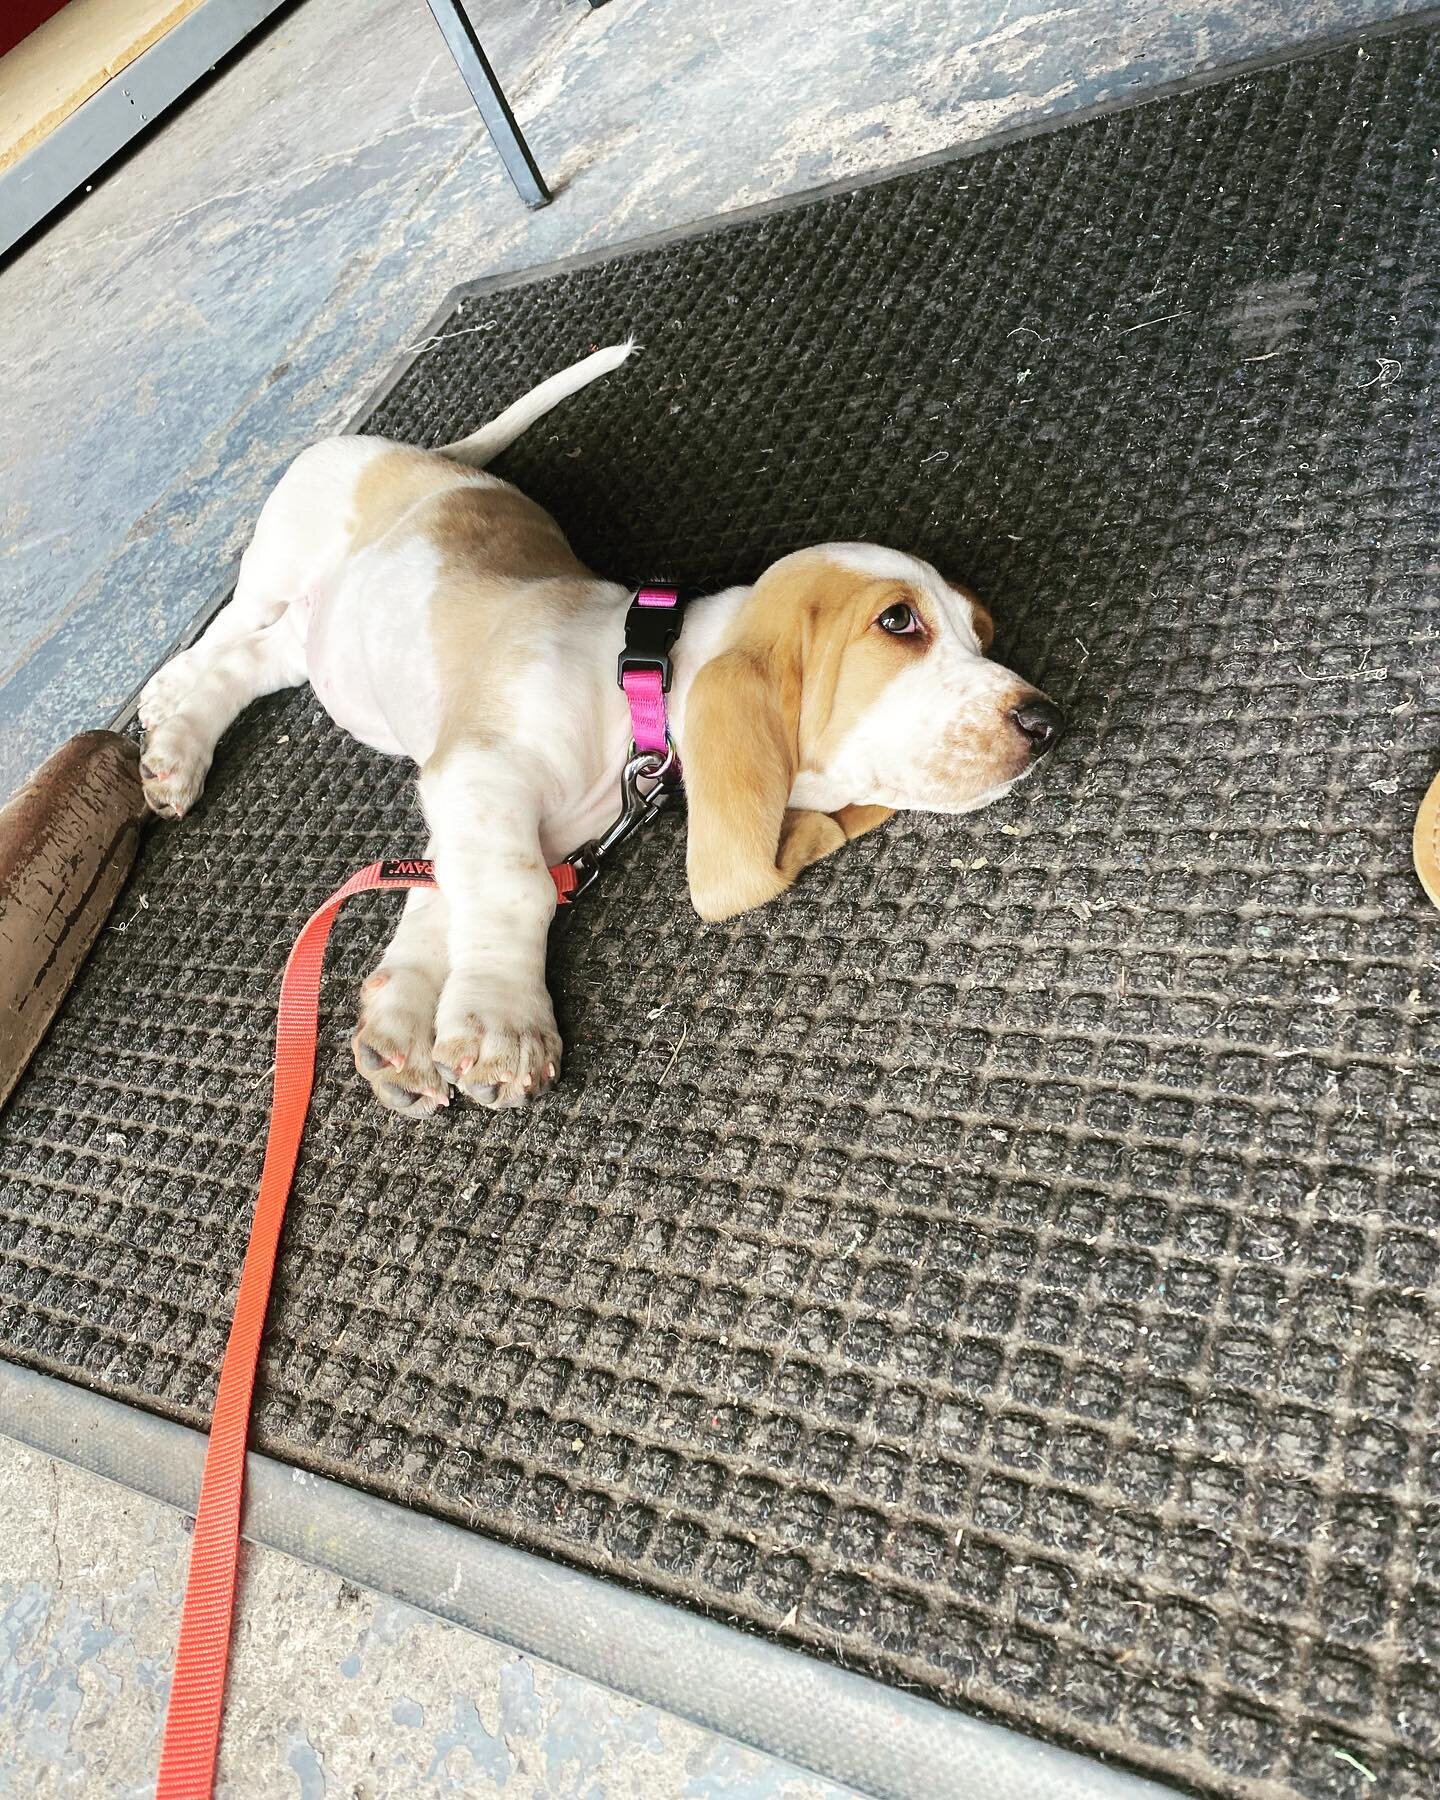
[{"xmin": 683, "ymin": 650, "xmax": 798, "ymax": 920}]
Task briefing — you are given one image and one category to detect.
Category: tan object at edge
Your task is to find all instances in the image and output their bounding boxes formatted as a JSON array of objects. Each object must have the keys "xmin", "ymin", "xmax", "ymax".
[
  {"xmin": 1415, "ymin": 767, "xmax": 1440, "ymax": 911},
  {"xmin": 0, "ymin": 731, "xmax": 148, "ymax": 1109}
]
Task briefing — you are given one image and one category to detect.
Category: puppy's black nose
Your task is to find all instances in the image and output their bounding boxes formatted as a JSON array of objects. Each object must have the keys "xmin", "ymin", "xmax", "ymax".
[{"xmin": 1012, "ymin": 697, "xmax": 1065, "ymax": 756}]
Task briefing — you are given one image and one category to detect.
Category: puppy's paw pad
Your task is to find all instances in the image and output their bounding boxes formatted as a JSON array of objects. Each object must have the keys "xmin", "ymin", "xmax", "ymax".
[
  {"xmin": 140, "ymin": 731, "xmax": 207, "ymax": 820},
  {"xmin": 432, "ymin": 1016, "xmax": 561, "ymax": 1110},
  {"xmin": 351, "ymin": 1017, "xmax": 448, "ymax": 1120}
]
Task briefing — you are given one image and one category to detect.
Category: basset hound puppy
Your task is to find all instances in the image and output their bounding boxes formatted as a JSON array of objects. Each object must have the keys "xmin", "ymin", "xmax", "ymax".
[{"xmin": 139, "ymin": 345, "xmax": 1063, "ymax": 1118}]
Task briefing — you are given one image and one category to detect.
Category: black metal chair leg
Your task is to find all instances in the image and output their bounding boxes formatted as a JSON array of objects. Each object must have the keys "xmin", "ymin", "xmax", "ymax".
[{"xmin": 424, "ymin": 0, "xmax": 551, "ymax": 210}]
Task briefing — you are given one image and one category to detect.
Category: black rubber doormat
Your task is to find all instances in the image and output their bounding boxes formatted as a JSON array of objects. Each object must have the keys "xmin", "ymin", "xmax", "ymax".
[{"xmin": 5, "ymin": 23, "xmax": 1440, "ymax": 1799}]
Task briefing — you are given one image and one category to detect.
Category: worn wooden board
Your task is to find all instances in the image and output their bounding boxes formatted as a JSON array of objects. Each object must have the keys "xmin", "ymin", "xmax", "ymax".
[{"xmin": 0, "ymin": 0, "xmax": 204, "ymax": 171}]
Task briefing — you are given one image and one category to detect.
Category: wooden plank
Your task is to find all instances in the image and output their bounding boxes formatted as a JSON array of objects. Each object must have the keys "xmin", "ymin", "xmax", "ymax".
[
  {"xmin": 0, "ymin": 0, "xmax": 206, "ymax": 171},
  {"xmin": 1, "ymin": 3, "xmax": 72, "ymax": 67},
  {"xmin": 0, "ymin": 0, "xmax": 286, "ymax": 253}
]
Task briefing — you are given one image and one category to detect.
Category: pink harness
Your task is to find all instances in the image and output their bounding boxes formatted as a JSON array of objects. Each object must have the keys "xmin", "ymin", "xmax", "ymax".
[
  {"xmin": 619, "ymin": 584, "xmax": 682, "ymax": 755},
  {"xmin": 562, "ymin": 583, "xmax": 684, "ymax": 896}
]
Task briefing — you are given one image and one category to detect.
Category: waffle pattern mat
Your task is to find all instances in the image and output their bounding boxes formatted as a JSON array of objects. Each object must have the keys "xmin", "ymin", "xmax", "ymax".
[{"xmin": 4, "ymin": 26, "xmax": 1440, "ymax": 1800}]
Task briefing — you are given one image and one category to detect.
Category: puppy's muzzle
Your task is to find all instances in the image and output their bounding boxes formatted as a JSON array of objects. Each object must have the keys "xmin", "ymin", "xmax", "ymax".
[{"xmin": 1011, "ymin": 696, "xmax": 1065, "ymax": 757}]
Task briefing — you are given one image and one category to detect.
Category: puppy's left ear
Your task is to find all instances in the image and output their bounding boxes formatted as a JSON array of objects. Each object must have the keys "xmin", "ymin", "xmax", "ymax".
[{"xmin": 682, "ymin": 649, "xmax": 798, "ymax": 921}]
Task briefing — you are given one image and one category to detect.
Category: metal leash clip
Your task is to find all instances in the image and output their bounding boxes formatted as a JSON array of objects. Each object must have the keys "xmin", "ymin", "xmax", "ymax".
[{"xmin": 562, "ymin": 743, "xmax": 680, "ymax": 899}]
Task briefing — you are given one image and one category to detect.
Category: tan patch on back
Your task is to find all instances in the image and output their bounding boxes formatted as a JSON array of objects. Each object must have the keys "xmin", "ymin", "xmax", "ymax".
[
  {"xmin": 428, "ymin": 481, "xmax": 591, "ymax": 585},
  {"xmin": 419, "ymin": 481, "xmax": 600, "ymax": 764},
  {"xmin": 348, "ymin": 445, "xmax": 471, "ymax": 555}
]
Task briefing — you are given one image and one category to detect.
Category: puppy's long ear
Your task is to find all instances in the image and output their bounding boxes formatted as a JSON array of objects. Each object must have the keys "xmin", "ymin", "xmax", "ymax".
[{"xmin": 683, "ymin": 649, "xmax": 798, "ymax": 920}]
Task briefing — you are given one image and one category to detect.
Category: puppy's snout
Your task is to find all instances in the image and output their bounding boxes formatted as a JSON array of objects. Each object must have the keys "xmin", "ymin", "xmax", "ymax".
[{"xmin": 1011, "ymin": 696, "xmax": 1064, "ymax": 757}]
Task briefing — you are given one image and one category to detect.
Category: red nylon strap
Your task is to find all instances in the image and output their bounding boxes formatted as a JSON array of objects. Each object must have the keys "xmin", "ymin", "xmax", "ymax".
[{"xmin": 155, "ymin": 854, "xmax": 573, "ymax": 1799}]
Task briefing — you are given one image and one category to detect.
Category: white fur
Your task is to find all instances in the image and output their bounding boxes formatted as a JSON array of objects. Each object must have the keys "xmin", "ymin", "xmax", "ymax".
[
  {"xmin": 436, "ymin": 341, "xmax": 636, "ymax": 467},
  {"xmin": 308, "ymin": 535, "xmax": 447, "ymax": 760},
  {"xmin": 138, "ymin": 352, "xmax": 1045, "ymax": 1118}
]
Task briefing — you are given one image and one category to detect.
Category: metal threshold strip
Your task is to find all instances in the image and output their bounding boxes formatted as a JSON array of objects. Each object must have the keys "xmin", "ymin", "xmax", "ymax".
[{"xmin": 1, "ymin": 1358, "xmax": 1173, "ymax": 1800}]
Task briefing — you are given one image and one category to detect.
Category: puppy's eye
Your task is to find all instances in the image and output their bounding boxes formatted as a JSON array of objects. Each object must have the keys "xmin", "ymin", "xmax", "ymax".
[{"xmin": 877, "ymin": 601, "xmax": 922, "ymax": 636}]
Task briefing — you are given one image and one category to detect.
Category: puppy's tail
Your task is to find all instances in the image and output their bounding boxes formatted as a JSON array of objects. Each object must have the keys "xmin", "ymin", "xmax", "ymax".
[{"xmin": 434, "ymin": 341, "xmax": 637, "ymax": 468}]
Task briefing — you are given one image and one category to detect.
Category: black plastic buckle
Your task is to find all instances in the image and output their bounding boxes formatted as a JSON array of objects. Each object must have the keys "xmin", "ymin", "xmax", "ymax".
[{"xmin": 616, "ymin": 589, "xmax": 681, "ymax": 693}]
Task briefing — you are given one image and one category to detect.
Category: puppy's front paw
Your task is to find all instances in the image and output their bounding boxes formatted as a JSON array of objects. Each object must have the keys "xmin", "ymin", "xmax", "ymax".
[
  {"xmin": 140, "ymin": 721, "xmax": 210, "ymax": 820},
  {"xmin": 433, "ymin": 985, "xmax": 561, "ymax": 1109},
  {"xmin": 137, "ymin": 654, "xmax": 199, "ymax": 733},
  {"xmin": 352, "ymin": 970, "xmax": 448, "ymax": 1119}
]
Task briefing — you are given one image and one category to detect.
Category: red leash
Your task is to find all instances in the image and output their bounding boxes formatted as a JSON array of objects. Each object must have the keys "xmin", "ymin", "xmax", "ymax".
[
  {"xmin": 154, "ymin": 856, "xmax": 574, "ymax": 1799},
  {"xmin": 155, "ymin": 586, "xmax": 681, "ymax": 1798}
]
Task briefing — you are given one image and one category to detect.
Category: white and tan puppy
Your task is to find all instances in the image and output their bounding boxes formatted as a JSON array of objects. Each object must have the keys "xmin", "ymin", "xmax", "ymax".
[{"xmin": 138, "ymin": 345, "xmax": 1063, "ymax": 1119}]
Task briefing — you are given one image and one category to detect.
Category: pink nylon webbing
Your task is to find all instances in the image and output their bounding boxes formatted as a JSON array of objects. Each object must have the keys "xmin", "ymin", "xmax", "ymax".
[
  {"xmin": 621, "ymin": 670, "xmax": 668, "ymax": 754},
  {"xmin": 623, "ymin": 586, "xmax": 679, "ymax": 754}
]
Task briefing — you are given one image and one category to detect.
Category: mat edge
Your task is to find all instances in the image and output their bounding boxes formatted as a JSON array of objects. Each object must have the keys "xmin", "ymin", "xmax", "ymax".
[
  {"xmin": 106, "ymin": 0, "xmax": 1440, "ymax": 736},
  {"xmin": 0, "ymin": 1356, "xmax": 1180, "ymax": 1800}
]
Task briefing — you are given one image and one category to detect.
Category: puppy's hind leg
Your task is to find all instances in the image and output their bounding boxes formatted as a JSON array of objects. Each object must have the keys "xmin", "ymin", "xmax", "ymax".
[
  {"xmin": 139, "ymin": 533, "xmax": 301, "ymax": 735},
  {"xmin": 140, "ymin": 611, "xmax": 306, "ymax": 818},
  {"xmin": 353, "ymin": 859, "xmax": 452, "ymax": 1119}
]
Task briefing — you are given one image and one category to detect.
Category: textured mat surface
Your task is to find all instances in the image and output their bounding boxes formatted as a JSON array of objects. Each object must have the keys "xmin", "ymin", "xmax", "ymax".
[{"xmin": 4, "ymin": 25, "xmax": 1440, "ymax": 1799}]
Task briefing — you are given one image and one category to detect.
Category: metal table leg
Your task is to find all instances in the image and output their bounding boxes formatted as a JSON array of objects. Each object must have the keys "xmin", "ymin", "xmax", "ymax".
[{"xmin": 424, "ymin": 0, "xmax": 550, "ymax": 209}]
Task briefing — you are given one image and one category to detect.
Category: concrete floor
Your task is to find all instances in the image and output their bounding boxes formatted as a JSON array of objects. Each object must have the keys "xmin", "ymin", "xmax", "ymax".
[
  {"xmin": 1, "ymin": 1438, "xmax": 856, "ymax": 1798},
  {"xmin": 0, "ymin": 0, "xmax": 1430, "ymax": 1793}
]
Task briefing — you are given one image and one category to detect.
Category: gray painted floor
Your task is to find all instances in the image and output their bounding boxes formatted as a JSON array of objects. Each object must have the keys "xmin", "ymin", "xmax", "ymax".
[
  {"xmin": 0, "ymin": 0, "xmax": 1429, "ymax": 1793},
  {"xmin": 0, "ymin": 0, "xmax": 1429, "ymax": 798},
  {"xmin": 0, "ymin": 1437, "xmax": 856, "ymax": 1798}
]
